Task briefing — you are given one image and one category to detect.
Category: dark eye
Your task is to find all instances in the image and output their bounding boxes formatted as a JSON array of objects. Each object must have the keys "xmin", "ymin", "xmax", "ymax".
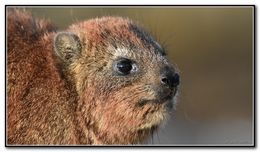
[{"xmin": 113, "ymin": 58, "xmax": 137, "ymax": 76}]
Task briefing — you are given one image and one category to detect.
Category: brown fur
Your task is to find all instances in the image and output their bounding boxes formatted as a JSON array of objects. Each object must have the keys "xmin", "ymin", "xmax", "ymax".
[{"xmin": 7, "ymin": 9, "xmax": 178, "ymax": 145}]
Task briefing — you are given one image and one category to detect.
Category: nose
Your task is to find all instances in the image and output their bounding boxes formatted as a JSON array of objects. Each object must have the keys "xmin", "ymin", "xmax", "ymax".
[{"xmin": 160, "ymin": 68, "xmax": 180, "ymax": 89}]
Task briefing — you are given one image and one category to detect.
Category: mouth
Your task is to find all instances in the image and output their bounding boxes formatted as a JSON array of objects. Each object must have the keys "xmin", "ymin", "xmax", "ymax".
[
  {"xmin": 135, "ymin": 88, "xmax": 178, "ymax": 130},
  {"xmin": 137, "ymin": 88, "xmax": 177, "ymax": 107}
]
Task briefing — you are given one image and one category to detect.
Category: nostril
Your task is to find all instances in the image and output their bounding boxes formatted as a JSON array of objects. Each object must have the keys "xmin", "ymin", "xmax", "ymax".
[
  {"xmin": 160, "ymin": 66, "xmax": 180, "ymax": 88},
  {"xmin": 160, "ymin": 73, "xmax": 180, "ymax": 88},
  {"xmin": 161, "ymin": 77, "xmax": 169, "ymax": 86}
]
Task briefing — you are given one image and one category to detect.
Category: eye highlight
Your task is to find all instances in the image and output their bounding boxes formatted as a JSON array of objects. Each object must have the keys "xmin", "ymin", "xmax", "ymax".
[{"xmin": 113, "ymin": 58, "xmax": 138, "ymax": 76}]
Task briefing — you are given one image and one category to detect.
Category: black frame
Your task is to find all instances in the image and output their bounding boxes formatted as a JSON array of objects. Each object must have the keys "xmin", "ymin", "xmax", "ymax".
[{"xmin": 4, "ymin": 5, "xmax": 256, "ymax": 148}]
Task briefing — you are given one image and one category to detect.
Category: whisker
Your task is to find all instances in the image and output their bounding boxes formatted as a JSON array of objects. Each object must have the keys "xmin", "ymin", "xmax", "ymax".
[
  {"xmin": 151, "ymin": 129, "xmax": 154, "ymax": 144},
  {"xmin": 156, "ymin": 129, "xmax": 160, "ymax": 144}
]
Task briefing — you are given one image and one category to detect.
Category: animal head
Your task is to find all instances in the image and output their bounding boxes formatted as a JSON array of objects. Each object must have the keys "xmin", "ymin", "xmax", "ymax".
[{"xmin": 54, "ymin": 17, "xmax": 180, "ymax": 143}]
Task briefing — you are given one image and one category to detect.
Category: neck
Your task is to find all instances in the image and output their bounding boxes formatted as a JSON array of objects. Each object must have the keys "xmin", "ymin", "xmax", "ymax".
[{"xmin": 75, "ymin": 107, "xmax": 156, "ymax": 145}]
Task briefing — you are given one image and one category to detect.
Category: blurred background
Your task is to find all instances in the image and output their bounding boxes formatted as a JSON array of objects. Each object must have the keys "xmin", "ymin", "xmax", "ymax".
[{"xmin": 21, "ymin": 7, "xmax": 254, "ymax": 145}]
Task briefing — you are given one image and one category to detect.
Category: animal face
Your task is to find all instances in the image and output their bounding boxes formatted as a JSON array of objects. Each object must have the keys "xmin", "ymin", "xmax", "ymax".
[{"xmin": 54, "ymin": 17, "xmax": 179, "ymax": 140}]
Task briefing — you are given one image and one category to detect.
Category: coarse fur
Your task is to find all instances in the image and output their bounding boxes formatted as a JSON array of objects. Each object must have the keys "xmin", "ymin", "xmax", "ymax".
[{"xmin": 7, "ymin": 9, "xmax": 179, "ymax": 145}]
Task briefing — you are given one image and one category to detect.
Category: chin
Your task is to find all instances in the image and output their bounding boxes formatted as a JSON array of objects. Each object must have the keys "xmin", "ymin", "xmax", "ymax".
[{"xmin": 137, "ymin": 101, "xmax": 171, "ymax": 130}]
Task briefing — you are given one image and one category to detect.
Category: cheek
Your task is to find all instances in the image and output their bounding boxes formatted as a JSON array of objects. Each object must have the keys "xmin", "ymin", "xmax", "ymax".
[{"xmin": 95, "ymin": 86, "xmax": 150, "ymax": 129}]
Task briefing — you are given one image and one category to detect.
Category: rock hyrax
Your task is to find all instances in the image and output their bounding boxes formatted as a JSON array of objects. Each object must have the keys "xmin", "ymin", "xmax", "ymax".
[{"xmin": 7, "ymin": 9, "xmax": 180, "ymax": 145}]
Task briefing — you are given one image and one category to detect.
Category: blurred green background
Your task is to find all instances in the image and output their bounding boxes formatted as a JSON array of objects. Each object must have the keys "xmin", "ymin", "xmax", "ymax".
[{"xmin": 22, "ymin": 7, "xmax": 253, "ymax": 145}]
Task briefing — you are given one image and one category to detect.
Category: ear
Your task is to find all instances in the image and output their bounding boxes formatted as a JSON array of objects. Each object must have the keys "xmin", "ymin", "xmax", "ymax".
[{"xmin": 54, "ymin": 32, "xmax": 82, "ymax": 63}]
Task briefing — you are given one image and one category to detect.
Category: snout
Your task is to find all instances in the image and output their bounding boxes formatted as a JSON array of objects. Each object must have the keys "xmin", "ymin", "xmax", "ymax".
[
  {"xmin": 160, "ymin": 70, "xmax": 180, "ymax": 89},
  {"xmin": 137, "ymin": 66, "xmax": 180, "ymax": 106},
  {"xmin": 156, "ymin": 67, "xmax": 180, "ymax": 103}
]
